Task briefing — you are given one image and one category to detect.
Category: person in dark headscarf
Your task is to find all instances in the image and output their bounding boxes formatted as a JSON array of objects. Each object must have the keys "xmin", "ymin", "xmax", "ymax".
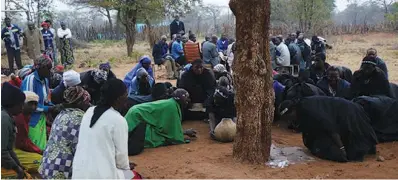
[
  {"xmin": 80, "ymin": 69, "xmax": 109, "ymax": 104},
  {"xmin": 213, "ymin": 64, "xmax": 233, "ymax": 90},
  {"xmin": 1, "ymin": 82, "xmax": 27, "ymax": 179},
  {"xmin": 40, "ymin": 86, "xmax": 91, "ymax": 179},
  {"xmin": 178, "ymin": 59, "xmax": 216, "ymax": 120},
  {"xmin": 316, "ymin": 66, "xmax": 351, "ymax": 99},
  {"xmin": 351, "ymin": 56, "xmax": 390, "ymax": 98},
  {"xmin": 99, "ymin": 62, "xmax": 116, "ymax": 80},
  {"xmin": 207, "ymin": 86, "xmax": 236, "ymax": 139},
  {"xmin": 123, "ymin": 55, "xmax": 154, "ymax": 88},
  {"xmin": 128, "ymin": 68, "xmax": 155, "ymax": 97},
  {"xmin": 279, "ymin": 96, "xmax": 378, "ymax": 163}
]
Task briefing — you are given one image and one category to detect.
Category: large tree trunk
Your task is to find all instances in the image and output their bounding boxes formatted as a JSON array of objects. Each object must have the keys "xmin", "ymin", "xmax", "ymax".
[
  {"xmin": 229, "ymin": 0, "xmax": 274, "ymax": 164},
  {"xmin": 145, "ymin": 18, "xmax": 156, "ymax": 50},
  {"xmin": 119, "ymin": 9, "xmax": 137, "ymax": 57}
]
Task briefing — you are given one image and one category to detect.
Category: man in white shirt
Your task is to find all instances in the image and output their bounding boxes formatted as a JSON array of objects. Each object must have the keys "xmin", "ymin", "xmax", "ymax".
[{"xmin": 272, "ymin": 36, "xmax": 290, "ymax": 67}]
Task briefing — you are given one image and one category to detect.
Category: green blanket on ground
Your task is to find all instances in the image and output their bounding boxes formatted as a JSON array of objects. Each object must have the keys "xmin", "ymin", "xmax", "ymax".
[{"xmin": 125, "ymin": 99, "xmax": 185, "ymax": 148}]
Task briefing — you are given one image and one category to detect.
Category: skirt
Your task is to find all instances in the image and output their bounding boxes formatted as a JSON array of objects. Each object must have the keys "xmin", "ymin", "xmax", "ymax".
[
  {"xmin": 28, "ymin": 114, "xmax": 47, "ymax": 151},
  {"xmin": 1, "ymin": 168, "xmax": 32, "ymax": 179},
  {"xmin": 14, "ymin": 149, "xmax": 42, "ymax": 173}
]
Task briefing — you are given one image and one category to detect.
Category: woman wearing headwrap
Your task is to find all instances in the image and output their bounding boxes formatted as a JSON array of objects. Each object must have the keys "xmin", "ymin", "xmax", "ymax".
[
  {"xmin": 13, "ymin": 91, "xmax": 43, "ymax": 175},
  {"xmin": 213, "ymin": 64, "xmax": 233, "ymax": 90},
  {"xmin": 51, "ymin": 70, "xmax": 81, "ymax": 104},
  {"xmin": 279, "ymin": 96, "xmax": 378, "ymax": 162},
  {"xmin": 1, "ymin": 82, "xmax": 27, "ymax": 179},
  {"xmin": 99, "ymin": 62, "xmax": 116, "ymax": 80},
  {"xmin": 40, "ymin": 86, "xmax": 91, "ymax": 179},
  {"xmin": 57, "ymin": 22, "xmax": 74, "ymax": 65},
  {"xmin": 125, "ymin": 88, "xmax": 196, "ymax": 151},
  {"xmin": 128, "ymin": 68, "xmax": 155, "ymax": 97},
  {"xmin": 80, "ymin": 68, "xmax": 109, "ymax": 104},
  {"xmin": 123, "ymin": 55, "xmax": 154, "ymax": 88},
  {"xmin": 8, "ymin": 66, "xmax": 33, "ymax": 88},
  {"xmin": 21, "ymin": 55, "xmax": 63, "ymax": 151},
  {"xmin": 72, "ymin": 79, "xmax": 133, "ymax": 179},
  {"xmin": 351, "ymin": 56, "xmax": 390, "ymax": 98}
]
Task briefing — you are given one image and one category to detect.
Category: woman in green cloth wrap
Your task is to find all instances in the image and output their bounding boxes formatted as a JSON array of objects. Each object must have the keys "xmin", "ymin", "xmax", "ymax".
[{"xmin": 125, "ymin": 89, "xmax": 197, "ymax": 148}]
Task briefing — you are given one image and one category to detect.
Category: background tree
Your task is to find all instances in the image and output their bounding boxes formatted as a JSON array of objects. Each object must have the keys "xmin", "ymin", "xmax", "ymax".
[{"xmin": 229, "ymin": 0, "xmax": 274, "ymax": 164}]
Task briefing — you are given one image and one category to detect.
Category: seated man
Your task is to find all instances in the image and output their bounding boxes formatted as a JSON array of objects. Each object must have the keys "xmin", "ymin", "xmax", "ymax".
[
  {"xmin": 178, "ymin": 59, "xmax": 216, "ymax": 120},
  {"xmin": 316, "ymin": 66, "xmax": 351, "ymax": 99},
  {"xmin": 272, "ymin": 36, "xmax": 290, "ymax": 67},
  {"xmin": 124, "ymin": 89, "xmax": 197, "ymax": 152},
  {"xmin": 171, "ymin": 34, "xmax": 186, "ymax": 66},
  {"xmin": 279, "ymin": 96, "xmax": 377, "ymax": 162},
  {"xmin": 309, "ymin": 54, "xmax": 330, "ymax": 83},
  {"xmin": 351, "ymin": 56, "xmax": 390, "ymax": 98},
  {"xmin": 364, "ymin": 48, "xmax": 388, "ymax": 79},
  {"xmin": 128, "ymin": 68, "xmax": 155, "ymax": 97},
  {"xmin": 207, "ymin": 86, "xmax": 236, "ymax": 139},
  {"xmin": 152, "ymin": 35, "xmax": 168, "ymax": 67},
  {"xmin": 203, "ymin": 35, "xmax": 220, "ymax": 68}
]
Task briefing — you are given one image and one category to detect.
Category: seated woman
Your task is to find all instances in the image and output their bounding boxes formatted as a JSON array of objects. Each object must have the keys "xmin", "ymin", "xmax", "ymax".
[
  {"xmin": 213, "ymin": 64, "xmax": 233, "ymax": 90},
  {"xmin": 316, "ymin": 66, "xmax": 351, "ymax": 99},
  {"xmin": 14, "ymin": 92, "xmax": 43, "ymax": 174},
  {"xmin": 124, "ymin": 55, "xmax": 154, "ymax": 88},
  {"xmin": 99, "ymin": 62, "xmax": 116, "ymax": 80},
  {"xmin": 128, "ymin": 68, "xmax": 155, "ymax": 97},
  {"xmin": 124, "ymin": 89, "xmax": 197, "ymax": 152},
  {"xmin": 279, "ymin": 96, "xmax": 378, "ymax": 162},
  {"xmin": 80, "ymin": 68, "xmax": 108, "ymax": 104},
  {"xmin": 178, "ymin": 59, "xmax": 216, "ymax": 120},
  {"xmin": 1, "ymin": 82, "xmax": 29, "ymax": 179},
  {"xmin": 40, "ymin": 86, "xmax": 91, "ymax": 179},
  {"xmin": 51, "ymin": 70, "xmax": 81, "ymax": 104},
  {"xmin": 351, "ymin": 56, "xmax": 390, "ymax": 98},
  {"xmin": 207, "ymin": 86, "xmax": 236, "ymax": 139},
  {"xmin": 353, "ymin": 95, "xmax": 398, "ymax": 143}
]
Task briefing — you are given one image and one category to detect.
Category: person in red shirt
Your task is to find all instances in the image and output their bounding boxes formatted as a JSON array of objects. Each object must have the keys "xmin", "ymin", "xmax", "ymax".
[{"xmin": 14, "ymin": 91, "xmax": 42, "ymax": 154}]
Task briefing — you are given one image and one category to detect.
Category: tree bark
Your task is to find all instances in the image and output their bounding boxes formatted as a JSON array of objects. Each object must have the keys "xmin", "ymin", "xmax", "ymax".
[{"xmin": 229, "ymin": 0, "xmax": 274, "ymax": 164}]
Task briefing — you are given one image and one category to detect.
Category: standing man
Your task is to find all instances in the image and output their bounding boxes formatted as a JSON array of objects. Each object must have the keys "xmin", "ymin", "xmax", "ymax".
[
  {"xmin": 169, "ymin": 15, "xmax": 185, "ymax": 40},
  {"xmin": 1, "ymin": 17, "xmax": 23, "ymax": 73},
  {"xmin": 57, "ymin": 22, "xmax": 74, "ymax": 66},
  {"xmin": 202, "ymin": 35, "xmax": 220, "ymax": 68},
  {"xmin": 45, "ymin": 20, "xmax": 58, "ymax": 65},
  {"xmin": 23, "ymin": 22, "xmax": 44, "ymax": 60}
]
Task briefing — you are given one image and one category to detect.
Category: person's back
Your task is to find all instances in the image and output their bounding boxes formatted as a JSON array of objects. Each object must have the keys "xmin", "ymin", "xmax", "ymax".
[
  {"xmin": 275, "ymin": 42, "xmax": 290, "ymax": 66},
  {"xmin": 288, "ymin": 42, "xmax": 303, "ymax": 68},
  {"xmin": 72, "ymin": 107, "xmax": 129, "ymax": 179},
  {"xmin": 202, "ymin": 41, "xmax": 219, "ymax": 66}
]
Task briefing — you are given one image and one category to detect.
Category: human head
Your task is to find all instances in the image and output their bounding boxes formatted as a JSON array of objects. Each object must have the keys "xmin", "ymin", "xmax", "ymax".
[
  {"xmin": 23, "ymin": 91, "xmax": 38, "ymax": 114},
  {"xmin": 60, "ymin": 22, "xmax": 66, "ymax": 30},
  {"xmin": 276, "ymin": 35, "xmax": 283, "ymax": 42},
  {"xmin": 34, "ymin": 55, "xmax": 53, "ymax": 79},
  {"xmin": 229, "ymin": 38, "xmax": 236, "ymax": 44},
  {"xmin": 151, "ymin": 83, "xmax": 168, "ymax": 100},
  {"xmin": 189, "ymin": 33, "xmax": 196, "ymax": 42},
  {"xmin": 91, "ymin": 69, "xmax": 108, "ymax": 84},
  {"xmin": 182, "ymin": 35, "xmax": 188, "ymax": 43},
  {"xmin": 213, "ymin": 64, "xmax": 227, "ymax": 73},
  {"xmin": 191, "ymin": 59, "xmax": 204, "ymax": 75},
  {"xmin": 361, "ymin": 56, "xmax": 377, "ymax": 76},
  {"xmin": 45, "ymin": 19, "xmax": 52, "ymax": 26},
  {"xmin": 17, "ymin": 67, "xmax": 32, "ymax": 80},
  {"xmin": 172, "ymin": 88, "xmax": 190, "ymax": 108},
  {"xmin": 176, "ymin": 34, "xmax": 182, "ymax": 42},
  {"xmin": 90, "ymin": 79, "xmax": 127, "ymax": 127},
  {"xmin": 4, "ymin": 17, "xmax": 11, "ymax": 26},
  {"xmin": 366, "ymin": 48, "xmax": 377, "ymax": 58},
  {"xmin": 326, "ymin": 66, "xmax": 340, "ymax": 86},
  {"xmin": 289, "ymin": 33, "xmax": 297, "ymax": 40},
  {"xmin": 1, "ymin": 82, "xmax": 25, "ymax": 115},
  {"xmin": 296, "ymin": 31, "xmax": 302, "ymax": 38},
  {"xmin": 312, "ymin": 35, "xmax": 319, "ymax": 43},
  {"xmin": 63, "ymin": 70, "xmax": 81, "ymax": 87},
  {"xmin": 205, "ymin": 36, "xmax": 210, "ymax": 41},
  {"xmin": 136, "ymin": 67, "xmax": 149, "ymax": 83},
  {"xmin": 213, "ymin": 86, "xmax": 231, "ymax": 105},
  {"xmin": 313, "ymin": 55, "xmax": 325, "ymax": 70},
  {"xmin": 28, "ymin": 21, "xmax": 35, "ymax": 30},
  {"xmin": 41, "ymin": 22, "xmax": 49, "ymax": 30},
  {"xmin": 174, "ymin": 15, "xmax": 180, "ymax": 21},
  {"xmin": 64, "ymin": 86, "xmax": 91, "ymax": 111},
  {"xmin": 271, "ymin": 37, "xmax": 281, "ymax": 46},
  {"xmin": 221, "ymin": 34, "xmax": 227, "ymax": 40},
  {"xmin": 139, "ymin": 55, "xmax": 152, "ymax": 70},
  {"xmin": 211, "ymin": 35, "xmax": 218, "ymax": 44},
  {"xmin": 99, "ymin": 62, "xmax": 111, "ymax": 73},
  {"xmin": 218, "ymin": 76, "xmax": 230, "ymax": 87},
  {"xmin": 161, "ymin": 35, "xmax": 167, "ymax": 43}
]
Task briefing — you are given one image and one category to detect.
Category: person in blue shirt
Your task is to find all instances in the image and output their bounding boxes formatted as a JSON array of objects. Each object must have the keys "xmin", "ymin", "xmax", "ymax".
[
  {"xmin": 123, "ymin": 55, "xmax": 154, "ymax": 88},
  {"xmin": 171, "ymin": 34, "xmax": 185, "ymax": 66},
  {"xmin": 41, "ymin": 22, "xmax": 54, "ymax": 61},
  {"xmin": 1, "ymin": 17, "xmax": 23, "ymax": 74},
  {"xmin": 216, "ymin": 34, "xmax": 229, "ymax": 53}
]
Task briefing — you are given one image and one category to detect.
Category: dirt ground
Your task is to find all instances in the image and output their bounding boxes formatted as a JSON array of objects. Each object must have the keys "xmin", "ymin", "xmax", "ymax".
[{"xmin": 2, "ymin": 33, "xmax": 398, "ymax": 178}]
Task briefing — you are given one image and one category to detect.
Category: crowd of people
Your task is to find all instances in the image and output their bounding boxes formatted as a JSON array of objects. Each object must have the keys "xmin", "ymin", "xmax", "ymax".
[{"xmin": 1, "ymin": 15, "xmax": 398, "ymax": 179}]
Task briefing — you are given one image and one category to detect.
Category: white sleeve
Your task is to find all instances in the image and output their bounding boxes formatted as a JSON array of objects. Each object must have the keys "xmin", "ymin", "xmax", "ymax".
[
  {"xmin": 57, "ymin": 28, "xmax": 63, "ymax": 38},
  {"xmin": 113, "ymin": 117, "xmax": 130, "ymax": 170},
  {"xmin": 66, "ymin": 29, "xmax": 72, "ymax": 38}
]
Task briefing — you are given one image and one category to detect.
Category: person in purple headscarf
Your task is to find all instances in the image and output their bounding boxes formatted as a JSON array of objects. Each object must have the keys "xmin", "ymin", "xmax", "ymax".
[
  {"xmin": 123, "ymin": 56, "xmax": 154, "ymax": 87},
  {"xmin": 99, "ymin": 62, "xmax": 116, "ymax": 80}
]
